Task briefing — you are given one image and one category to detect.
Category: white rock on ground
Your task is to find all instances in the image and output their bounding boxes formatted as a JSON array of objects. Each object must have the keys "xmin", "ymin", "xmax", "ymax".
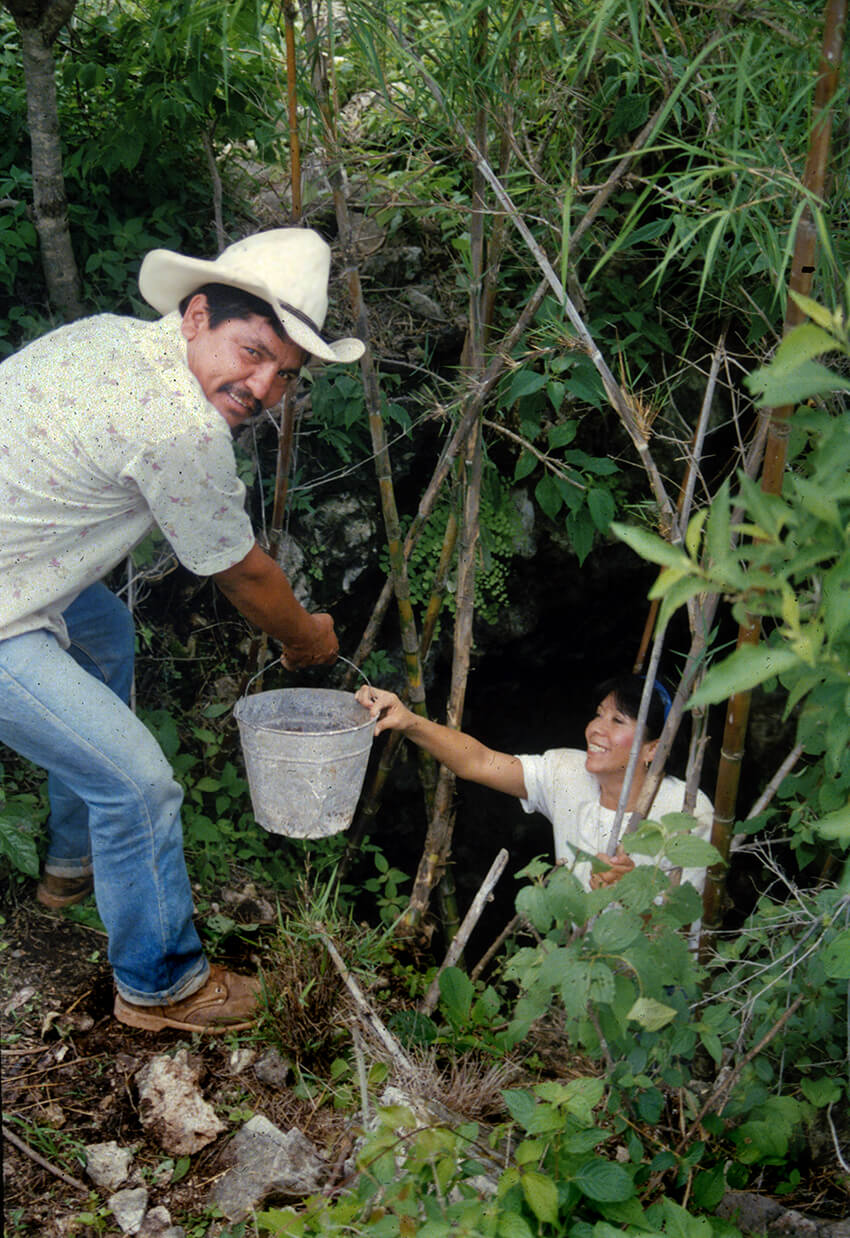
[{"xmin": 135, "ymin": 1049, "xmax": 225, "ymax": 1155}]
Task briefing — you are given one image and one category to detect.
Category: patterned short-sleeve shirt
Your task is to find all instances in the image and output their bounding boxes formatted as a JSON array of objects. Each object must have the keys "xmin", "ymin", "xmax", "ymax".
[{"xmin": 0, "ymin": 312, "xmax": 255, "ymax": 646}]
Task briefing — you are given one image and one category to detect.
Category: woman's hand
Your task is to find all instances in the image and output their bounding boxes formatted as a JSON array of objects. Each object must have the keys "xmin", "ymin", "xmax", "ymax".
[
  {"xmin": 589, "ymin": 846, "xmax": 635, "ymax": 890},
  {"xmin": 355, "ymin": 686, "xmax": 414, "ymax": 736}
]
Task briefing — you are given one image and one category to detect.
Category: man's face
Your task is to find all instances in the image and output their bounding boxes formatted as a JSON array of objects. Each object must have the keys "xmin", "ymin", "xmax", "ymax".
[{"xmin": 181, "ymin": 294, "xmax": 305, "ymax": 428}]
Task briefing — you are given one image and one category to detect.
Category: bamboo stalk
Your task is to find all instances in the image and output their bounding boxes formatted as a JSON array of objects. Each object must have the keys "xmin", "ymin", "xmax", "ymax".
[
  {"xmin": 283, "ymin": 1, "xmax": 302, "ymax": 221},
  {"xmin": 403, "ymin": 54, "xmax": 489, "ymax": 929},
  {"xmin": 633, "ymin": 335, "xmax": 726, "ymax": 673},
  {"xmin": 703, "ymin": 0, "xmax": 846, "ymax": 935},
  {"xmin": 344, "ymin": 496, "xmax": 460, "ymax": 858},
  {"xmin": 297, "ymin": 0, "xmax": 431, "ymax": 745},
  {"xmin": 421, "ymin": 848, "xmax": 509, "ymax": 1015}
]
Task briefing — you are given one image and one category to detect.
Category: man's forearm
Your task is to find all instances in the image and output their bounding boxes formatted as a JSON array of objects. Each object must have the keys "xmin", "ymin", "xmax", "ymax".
[
  {"xmin": 213, "ymin": 543, "xmax": 337, "ymax": 668},
  {"xmin": 216, "ymin": 554, "xmax": 313, "ymax": 645}
]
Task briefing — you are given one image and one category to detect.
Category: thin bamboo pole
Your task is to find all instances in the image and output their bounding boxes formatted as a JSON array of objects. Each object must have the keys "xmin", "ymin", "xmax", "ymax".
[
  {"xmin": 297, "ymin": 1, "xmax": 434, "ymax": 796},
  {"xmin": 283, "ymin": 2, "xmax": 302, "ymax": 220},
  {"xmin": 250, "ymin": 3, "xmax": 303, "ymax": 683},
  {"xmin": 403, "ymin": 20, "xmax": 490, "ymax": 930},
  {"xmin": 703, "ymin": 0, "xmax": 846, "ymax": 935},
  {"xmin": 421, "ymin": 848, "xmax": 509, "ymax": 1015}
]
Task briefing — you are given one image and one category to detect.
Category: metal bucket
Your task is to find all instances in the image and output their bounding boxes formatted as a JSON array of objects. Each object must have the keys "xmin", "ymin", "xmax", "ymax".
[{"xmin": 233, "ymin": 688, "xmax": 376, "ymax": 838}]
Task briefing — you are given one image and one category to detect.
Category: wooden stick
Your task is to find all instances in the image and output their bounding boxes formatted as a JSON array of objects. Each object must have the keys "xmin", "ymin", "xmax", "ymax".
[
  {"xmin": 2, "ymin": 1123, "xmax": 88, "ymax": 1193},
  {"xmin": 421, "ymin": 849, "xmax": 509, "ymax": 1015},
  {"xmin": 316, "ymin": 928, "xmax": 414, "ymax": 1075}
]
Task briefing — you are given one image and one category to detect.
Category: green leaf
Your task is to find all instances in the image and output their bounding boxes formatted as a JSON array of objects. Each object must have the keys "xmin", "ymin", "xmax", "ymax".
[
  {"xmin": 588, "ymin": 487, "xmax": 615, "ymax": 532},
  {"xmin": 704, "ymin": 480, "xmax": 731, "ymax": 566},
  {"xmin": 560, "ymin": 959, "xmax": 592, "ymax": 1018},
  {"xmin": 573, "ymin": 1158, "xmax": 635, "ymax": 1202},
  {"xmin": 497, "ymin": 1212, "xmax": 535, "ymax": 1238},
  {"xmin": 814, "ymin": 803, "xmax": 850, "ymax": 842},
  {"xmin": 692, "ymin": 1165, "xmax": 726, "ymax": 1211},
  {"xmin": 194, "ymin": 776, "xmax": 221, "ymax": 792},
  {"xmin": 628, "ymin": 997, "xmax": 678, "ymax": 1032},
  {"xmin": 588, "ymin": 961, "xmax": 616, "ymax": 1004},
  {"xmin": 567, "ymin": 508, "xmax": 595, "ymax": 565},
  {"xmin": 611, "ymin": 522, "xmax": 692, "ymax": 569},
  {"xmin": 509, "ymin": 370, "xmax": 548, "ymax": 402},
  {"xmin": 439, "ymin": 967, "xmax": 473, "ymax": 1025},
  {"xmin": 514, "ymin": 450, "xmax": 537, "ymax": 481},
  {"xmin": 746, "ymin": 358, "xmax": 850, "ymax": 408},
  {"xmin": 788, "ymin": 290, "xmax": 844, "ymax": 331},
  {"xmin": 548, "ymin": 421, "xmax": 577, "ymax": 449},
  {"xmin": 172, "ymin": 1155, "xmax": 191, "ymax": 1183},
  {"xmin": 535, "ymin": 473, "xmax": 563, "ymax": 520},
  {"xmin": 503, "ymin": 1089, "xmax": 538, "ymax": 1131},
  {"xmin": 521, "ymin": 1169, "xmax": 559, "ymax": 1223},
  {"xmin": 0, "ymin": 816, "xmax": 40, "ymax": 877},
  {"xmin": 664, "ymin": 834, "xmax": 722, "ymax": 868},
  {"xmin": 792, "ymin": 475, "xmax": 841, "ymax": 526},
  {"xmin": 657, "ymin": 1196, "xmax": 715, "ymax": 1238},
  {"xmin": 685, "ymin": 507, "xmax": 708, "ymax": 559},
  {"xmin": 656, "ymin": 575, "xmax": 710, "ymax": 632},
  {"xmin": 821, "ymin": 929, "xmax": 850, "ymax": 979},
  {"xmin": 800, "ymin": 1077, "xmax": 843, "ymax": 1107},
  {"xmin": 731, "ymin": 1119, "xmax": 789, "ymax": 1164},
  {"xmin": 688, "ymin": 645, "xmax": 801, "ymax": 707},
  {"xmin": 590, "ymin": 908, "xmax": 643, "ymax": 951},
  {"xmin": 516, "ymin": 884, "xmax": 553, "ymax": 933}
]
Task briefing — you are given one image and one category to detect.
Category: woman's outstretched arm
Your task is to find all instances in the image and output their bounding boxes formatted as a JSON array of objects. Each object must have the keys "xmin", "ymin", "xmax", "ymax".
[{"xmin": 356, "ymin": 686, "xmax": 527, "ymax": 798}]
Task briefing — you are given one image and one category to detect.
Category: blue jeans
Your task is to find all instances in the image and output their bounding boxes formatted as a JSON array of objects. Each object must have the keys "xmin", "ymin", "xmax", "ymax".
[{"xmin": 0, "ymin": 584, "xmax": 208, "ymax": 1005}]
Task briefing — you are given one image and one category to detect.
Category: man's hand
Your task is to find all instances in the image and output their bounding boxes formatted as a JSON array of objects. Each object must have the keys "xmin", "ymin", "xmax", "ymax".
[
  {"xmin": 280, "ymin": 612, "xmax": 338, "ymax": 669},
  {"xmin": 589, "ymin": 846, "xmax": 635, "ymax": 890}
]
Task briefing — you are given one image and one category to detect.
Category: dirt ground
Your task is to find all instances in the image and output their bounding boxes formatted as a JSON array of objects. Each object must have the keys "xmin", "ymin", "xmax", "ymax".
[{"xmin": 0, "ymin": 878, "xmax": 348, "ymax": 1237}]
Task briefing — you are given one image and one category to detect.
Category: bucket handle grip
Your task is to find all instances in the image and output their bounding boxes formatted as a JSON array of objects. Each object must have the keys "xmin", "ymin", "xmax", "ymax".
[{"xmin": 240, "ymin": 654, "xmax": 371, "ymax": 699}]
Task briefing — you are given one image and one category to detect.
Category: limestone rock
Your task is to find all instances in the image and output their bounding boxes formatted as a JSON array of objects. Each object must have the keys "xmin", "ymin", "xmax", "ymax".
[
  {"xmin": 254, "ymin": 1047, "xmax": 292, "ymax": 1088},
  {"xmin": 109, "ymin": 1186, "xmax": 148, "ymax": 1235},
  {"xmin": 208, "ymin": 1114, "xmax": 326, "ymax": 1222},
  {"xmin": 135, "ymin": 1050, "xmax": 225, "ymax": 1155},
  {"xmin": 138, "ymin": 1204, "xmax": 185, "ymax": 1237},
  {"xmin": 84, "ymin": 1139, "xmax": 135, "ymax": 1191}
]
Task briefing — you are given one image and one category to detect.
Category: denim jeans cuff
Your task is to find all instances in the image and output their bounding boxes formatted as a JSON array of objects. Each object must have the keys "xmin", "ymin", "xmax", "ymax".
[
  {"xmin": 44, "ymin": 857, "xmax": 93, "ymax": 877},
  {"xmin": 114, "ymin": 957, "xmax": 210, "ymax": 1007}
]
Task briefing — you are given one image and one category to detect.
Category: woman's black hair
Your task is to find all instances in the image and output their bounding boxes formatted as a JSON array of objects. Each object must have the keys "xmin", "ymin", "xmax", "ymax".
[
  {"xmin": 178, "ymin": 282, "xmax": 286, "ymax": 339},
  {"xmin": 593, "ymin": 673, "xmax": 668, "ymax": 741}
]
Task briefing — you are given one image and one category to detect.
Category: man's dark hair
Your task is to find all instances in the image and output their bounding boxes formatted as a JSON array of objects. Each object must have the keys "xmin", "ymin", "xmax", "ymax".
[
  {"xmin": 178, "ymin": 282, "xmax": 285, "ymax": 340},
  {"xmin": 593, "ymin": 673, "xmax": 667, "ymax": 741}
]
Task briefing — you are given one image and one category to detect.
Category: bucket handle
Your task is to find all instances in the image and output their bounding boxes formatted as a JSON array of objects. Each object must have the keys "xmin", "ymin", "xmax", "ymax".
[{"xmin": 240, "ymin": 654, "xmax": 372, "ymax": 699}]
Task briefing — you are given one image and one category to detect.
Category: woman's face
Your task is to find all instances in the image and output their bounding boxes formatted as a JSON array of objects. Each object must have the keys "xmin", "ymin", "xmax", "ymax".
[{"xmin": 584, "ymin": 692, "xmax": 657, "ymax": 779}]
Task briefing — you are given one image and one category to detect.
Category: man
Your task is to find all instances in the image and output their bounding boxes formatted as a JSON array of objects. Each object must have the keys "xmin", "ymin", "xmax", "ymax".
[{"xmin": 0, "ymin": 228, "xmax": 364, "ymax": 1033}]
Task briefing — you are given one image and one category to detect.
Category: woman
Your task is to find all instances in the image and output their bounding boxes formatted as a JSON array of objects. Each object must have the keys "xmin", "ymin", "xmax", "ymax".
[{"xmin": 356, "ymin": 674, "xmax": 713, "ymax": 895}]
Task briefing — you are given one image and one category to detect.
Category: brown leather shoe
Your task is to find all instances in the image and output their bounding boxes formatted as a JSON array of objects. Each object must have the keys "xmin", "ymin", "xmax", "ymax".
[
  {"xmin": 36, "ymin": 871, "xmax": 94, "ymax": 910},
  {"xmin": 113, "ymin": 965, "xmax": 261, "ymax": 1034}
]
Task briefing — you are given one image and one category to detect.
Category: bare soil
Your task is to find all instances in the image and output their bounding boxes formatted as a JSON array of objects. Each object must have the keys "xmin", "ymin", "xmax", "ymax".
[{"xmin": 0, "ymin": 879, "xmax": 347, "ymax": 1237}]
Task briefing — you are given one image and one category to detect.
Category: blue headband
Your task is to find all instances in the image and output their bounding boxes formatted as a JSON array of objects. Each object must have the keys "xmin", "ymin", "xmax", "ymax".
[{"xmin": 651, "ymin": 679, "xmax": 672, "ymax": 723}]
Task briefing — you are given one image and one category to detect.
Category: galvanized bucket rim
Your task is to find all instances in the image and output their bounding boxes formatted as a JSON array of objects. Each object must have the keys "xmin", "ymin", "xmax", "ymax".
[{"xmin": 233, "ymin": 687, "xmax": 373, "ymax": 739}]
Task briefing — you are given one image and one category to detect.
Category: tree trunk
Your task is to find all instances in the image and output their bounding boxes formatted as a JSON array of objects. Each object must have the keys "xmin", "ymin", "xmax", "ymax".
[{"xmin": 6, "ymin": 0, "xmax": 83, "ymax": 320}]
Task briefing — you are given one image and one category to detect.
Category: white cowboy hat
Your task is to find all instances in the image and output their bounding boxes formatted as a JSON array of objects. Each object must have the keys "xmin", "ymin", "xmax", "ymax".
[{"xmin": 138, "ymin": 228, "xmax": 365, "ymax": 363}]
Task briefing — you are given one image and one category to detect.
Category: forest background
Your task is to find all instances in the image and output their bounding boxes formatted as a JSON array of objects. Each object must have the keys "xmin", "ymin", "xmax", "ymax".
[{"xmin": 2, "ymin": 0, "xmax": 850, "ymax": 1235}]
